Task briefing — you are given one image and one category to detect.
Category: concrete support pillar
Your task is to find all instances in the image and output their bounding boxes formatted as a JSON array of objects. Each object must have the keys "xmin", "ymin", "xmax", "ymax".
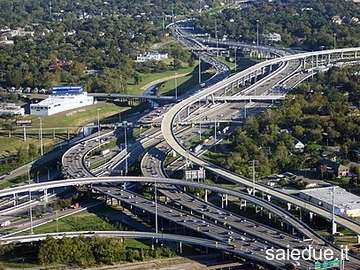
[
  {"xmin": 328, "ymin": 54, "xmax": 331, "ymax": 65},
  {"xmin": 221, "ymin": 195, "xmax": 224, "ymax": 209},
  {"xmin": 355, "ymin": 51, "xmax": 358, "ymax": 59},
  {"xmin": 211, "ymin": 94, "xmax": 215, "ymax": 104},
  {"xmin": 187, "ymin": 107, "xmax": 190, "ymax": 117},
  {"xmin": 179, "ymin": 241, "xmax": 183, "ymax": 254},
  {"xmin": 255, "ymin": 205, "xmax": 261, "ymax": 213},
  {"xmin": 267, "ymin": 195, "xmax": 271, "ymax": 202},
  {"xmin": 224, "ymin": 194, "xmax": 228, "ymax": 208},
  {"xmin": 240, "ymin": 199, "xmax": 247, "ymax": 209},
  {"xmin": 44, "ymin": 189, "xmax": 48, "ymax": 203},
  {"xmin": 269, "ymin": 65, "xmax": 273, "ymax": 73},
  {"xmin": 302, "ymin": 58, "xmax": 306, "ymax": 69},
  {"xmin": 332, "ymin": 222, "xmax": 337, "ymax": 235},
  {"xmin": 204, "ymin": 189, "xmax": 208, "ymax": 203},
  {"xmin": 287, "ymin": 203, "xmax": 292, "ymax": 211},
  {"xmin": 309, "ymin": 211, "xmax": 314, "ymax": 223},
  {"xmin": 316, "ymin": 55, "xmax": 319, "ymax": 67},
  {"xmin": 13, "ymin": 193, "xmax": 17, "ymax": 206},
  {"xmin": 357, "ymin": 235, "xmax": 360, "ymax": 244},
  {"xmin": 268, "ymin": 212, "xmax": 272, "ymax": 220}
]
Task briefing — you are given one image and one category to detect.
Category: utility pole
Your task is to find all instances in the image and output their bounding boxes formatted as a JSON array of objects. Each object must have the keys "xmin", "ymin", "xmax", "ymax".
[
  {"xmin": 234, "ymin": 47, "xmax": 237, "ymax": 72},
  {"xmin": 154, "ymin": 178, "xmax": 158, "ymax": 234},
  {"xmin": 332, "ymin": 186, "xmax": 336, "ymax": 234},
  {"xmin": 49, "ymin": 0, "xmax": 52, "ymax": 19},
  {"xmin": 251, "ymin": 160, "xmax": 258, "ymax": 196},
  {"xmin": 199, "ymin": 122, "xmax": 202, "ymax": 140},
  {"xmin": 97, "ymin": 108, "xmax": 101, "ymax": 149},
  {"xmin": 214, "ymin": 119, "xmax": 217, "ymax": 142},
  {"xmin": 28, "ymin": 169, "xmax": 33, "ymax": 234},
  {"xmin": 56, "ymin": 210, "xmax": 59, "ymax": 233},
  {"xmin": 198, "ymin": 55, "xmax": 202, "ymax": 85},
  {"xmin": 123, "ymin": 121, "xmax": 128, "ymax": 175},
  {"xmin": 162, "ymin": 13, "xmax": 165, "ymax": 30},
  {"xmin": 215, "ymin": 18, "xmax": 219, "ymax": 57},
  {"xmin": 175, "ymin": 73, "xmax": 178, "ymax": 100},
  {"xmin": 39, "ymin": 117, "xmax": 43, "ymax": 156},
  {"xmin": 23, "ymin": 125, "xmax": 27, "ymax": 141},
  {"xmin": 256, "ymin": 19, "xmax": 260, "ymax": 47}
]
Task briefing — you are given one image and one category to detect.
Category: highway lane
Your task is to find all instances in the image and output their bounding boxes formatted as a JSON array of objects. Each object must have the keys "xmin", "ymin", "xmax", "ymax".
[
  {"xmin": 62, "ymin": 124, "xmax": 302, "ymax": 268},
  {"xmin": 141, "ymin": 144, "xmax": 316, "ymax": 250},
  {"xmin": 0, "ymin": 230, "xmax": 286, "ymax": 268},
  {"xmin": 2, "ymin": 177, "xmax": 360, "ymax": 267},
  {"xmin": 161, "ymin": 47, "xmax": 360, "ymax": 237},
  {"xmin": 92, "ymin": 185, "xmax": 302, "ymax": 269}
]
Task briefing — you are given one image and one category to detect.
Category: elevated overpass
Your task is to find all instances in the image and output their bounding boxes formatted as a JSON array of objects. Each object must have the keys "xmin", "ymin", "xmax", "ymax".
[
  {"xmin": 212, "ymin": 95, "xmax": 286, "ymax": 102},
  {"xmin": 161, "ymin": 47, "xmax": 360, "ymax": 236}
]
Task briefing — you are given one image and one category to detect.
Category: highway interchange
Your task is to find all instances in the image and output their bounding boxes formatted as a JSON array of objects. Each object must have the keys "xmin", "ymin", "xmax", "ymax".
[{"xmin": 1, "ymin": 18, "xmax": 360, "ymax": 270}]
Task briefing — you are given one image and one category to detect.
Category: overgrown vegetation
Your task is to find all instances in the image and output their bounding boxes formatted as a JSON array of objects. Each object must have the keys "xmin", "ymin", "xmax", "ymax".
[
  {"xmin": 0, "ymin": 237, "xmax": 175, "ymax": 267},
  {"xmin": 197, "ymin": 0, "xmax": 360, "ymax": 50},
  {"xmin": 215, "ymin": 66, "xmax": 360, "ymax": 178}
]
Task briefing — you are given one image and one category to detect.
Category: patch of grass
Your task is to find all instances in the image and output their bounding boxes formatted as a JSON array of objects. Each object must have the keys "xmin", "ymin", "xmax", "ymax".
[
  {"xmin": 0, "ymin": 175, "xmax": 28, "ymax": 189},
  {"xmin": 0, "ymin": 102, "xmax": 127, "ymax": 158},
  {"xmin": 157, "ymin": 66, "xmax": 214, "ymax": 96},
  {"xmin": 0, "ymin": 136, "xmax": 56, "ymax": 158},
  {"xmin": 33, "ymin": 211, "xmax": 119, "ymax": 234},
  {"xmin": 126, "ymin": 66, "xmax": 196, "ymax": 95},
  {"xmin": 27, "ymin": 102, "xmax": 128, "ymax": 130}
]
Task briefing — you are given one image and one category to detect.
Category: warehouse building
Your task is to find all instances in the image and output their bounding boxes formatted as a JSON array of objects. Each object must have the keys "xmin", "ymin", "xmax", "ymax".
[
  {"xmin": 299, "ymin": 186, "xmax": 360, "ymax": 217},
  {"xmin": 30, "ymin": 86, "xmax": 94, "ymax": 116}
]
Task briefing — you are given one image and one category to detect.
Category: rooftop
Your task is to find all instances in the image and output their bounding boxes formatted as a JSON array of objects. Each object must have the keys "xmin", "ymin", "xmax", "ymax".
[
  {"xmin": 31, "ymin": 92, "xmax": 88, "ymax": 107},
  {"xmin": 300, "ymin": 186, "xmax": 360, "ymax": 210}
]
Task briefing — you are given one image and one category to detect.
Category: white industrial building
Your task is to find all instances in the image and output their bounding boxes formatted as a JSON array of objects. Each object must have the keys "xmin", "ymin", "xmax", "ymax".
[
  {"xmin": 299, "ymin": 186, "xmax": 360, "ymax": 218},
  {"xmin": 30, "ymin": 86, "xmax": 94, "ymax": 116}
]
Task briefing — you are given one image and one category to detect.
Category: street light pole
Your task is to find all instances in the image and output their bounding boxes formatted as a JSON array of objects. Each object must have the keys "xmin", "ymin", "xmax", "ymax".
[
  {"xmin": 97, "ymin": 108, "xmax": 101, "ymax": 148},
  {"xmin": 251, "ymin": 160, "xmax": 257, "ymax": 196},
  {"xmin": 256, "ymin": 19, "xmax": 259, "ymax": 47},
  {"xmin": 234, "ymin": 47, "xmax": 237, "ymax": 72},
  {"xmin": 39, "ymin": 117, "xmax": 43, "ymax": 156},
  {"xmin": 214, "ymin": 119, "xmax": 217, "ymax": 142},
  {"xmin": 175, "ymin": 71, "xmax": 178, "ymax": 100},
  {"xmin": 123, "ymin": 121, "xmax": 128, "ymax": 175},
  {"xmin": 155, "ymin": 179, "xmax": 158, "ymax": 234},
  {"xmin": 215, "ymin": 18, "xmax": 219, "ymax": 57},
  {"xmin": 199, "ymin": 122, "xmax": 202, "ymax": 140},
  {"xmin": 332, "ymin": 186, "xmax": 336, "ymax": 234},
  {"xmin": 28, "ymin": 169, "xmax": 33, "ymax": 234},
  {"xmin": 198, "ymin": 55, "xmax": 201, "ymax": 85}
]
